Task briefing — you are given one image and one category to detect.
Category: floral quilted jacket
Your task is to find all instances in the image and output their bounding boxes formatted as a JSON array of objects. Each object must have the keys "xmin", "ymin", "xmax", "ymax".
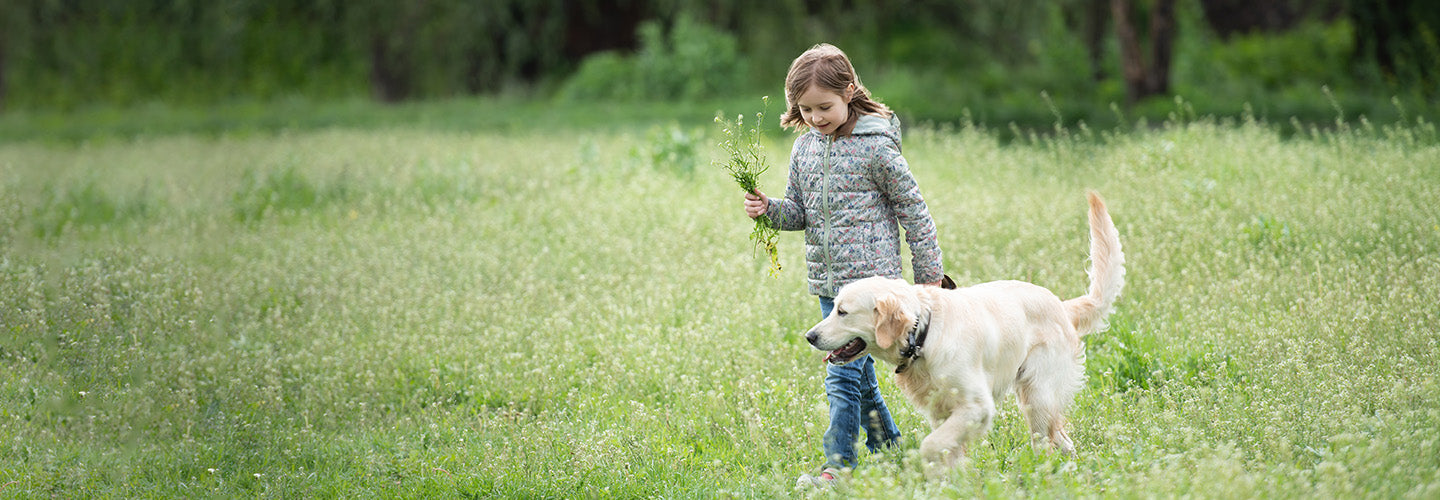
[{"xmin": 764, "ymin": 113, "xmax": 944, "ymax": 297}]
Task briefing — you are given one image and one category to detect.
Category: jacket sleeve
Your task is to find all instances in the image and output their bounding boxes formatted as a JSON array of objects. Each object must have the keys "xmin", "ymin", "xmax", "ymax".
[
  {"xmin": 764, "ymin": 144, "xmax": 807, "ymax": 231},
  {"xmin": 874, "ymin": 147, "xmax": 944, "ymax": 284}
]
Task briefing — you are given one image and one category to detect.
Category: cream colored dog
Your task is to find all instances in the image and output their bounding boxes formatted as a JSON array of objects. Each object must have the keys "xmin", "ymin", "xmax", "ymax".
[{"xmin": 805, "ymin": 192, "xmax": 1124, "ymax": 473}]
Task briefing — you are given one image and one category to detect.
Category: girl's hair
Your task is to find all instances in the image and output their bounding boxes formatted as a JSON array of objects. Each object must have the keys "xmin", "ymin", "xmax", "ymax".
[{"xmin": 780, "ymin": 43, "xmax": 891, "ymax": 135}]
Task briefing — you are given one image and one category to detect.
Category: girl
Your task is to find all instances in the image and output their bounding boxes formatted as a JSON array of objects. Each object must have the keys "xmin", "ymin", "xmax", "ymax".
[{"xmin": 742, "ymin": 43, "xmax": 945, "ymax": 486}]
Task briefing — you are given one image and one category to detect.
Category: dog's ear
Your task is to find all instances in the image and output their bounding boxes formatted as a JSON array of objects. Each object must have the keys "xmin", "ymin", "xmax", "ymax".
[{"xmin": 873, "ymin": 294, "xmax": 912, "ymax": 349}]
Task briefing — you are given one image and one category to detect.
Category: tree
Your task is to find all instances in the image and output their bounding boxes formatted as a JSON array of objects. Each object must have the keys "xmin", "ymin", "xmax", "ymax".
[
  {"xmin": 1084, "ymin": 0, "xmax": 1110, "ymax": 81},
  {"xmin": 1349, "ymin": 0, "xmax": 1440, "ymax": 96},
  {"xmin": 1112, "ymin": 0, "xmax": 1177, "ymax": 103},
  {"xmin": 0, "ymin": 37, "xmax": 8, "ymax": 113},
  {"xmin": 0, "ymin": 0, "xmax": 29, "ymax": 112}
]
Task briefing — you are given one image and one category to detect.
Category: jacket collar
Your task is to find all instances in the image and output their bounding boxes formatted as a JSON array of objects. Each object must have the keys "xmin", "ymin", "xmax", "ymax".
[{"xmin": 808, "ymin": 113, "xmax": 900, "ymax": 144}]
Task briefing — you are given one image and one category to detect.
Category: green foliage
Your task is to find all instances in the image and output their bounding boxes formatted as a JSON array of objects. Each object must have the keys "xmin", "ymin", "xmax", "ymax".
[
  {"xmin": 631, "ymin": 123, "xmax": 703, "ymax": 177},
  {"xmin": 2, "ymin": 0, "xmax": 1438, "ymax": 130},
  {"xmin": 1207, "ymin": 21, "xmax": 1355, "ymax": 91},
  {"xmin": 558, "ymin": 16, "xmax": 745, "ymax": 101},
  {"xmin": 4, "ymin": 0, "xmax": 364, "ymax": 109},
  {"xmin": 0, "ymin": 0, "xmax": 565, "ymax": 108},
  {"xmin": 556, "ymin": 52, "xmax": 633, "ymax": 100},
  {"xmin": 1348, "ymin": 0, "xmax": 1440, "ymax": 96}
]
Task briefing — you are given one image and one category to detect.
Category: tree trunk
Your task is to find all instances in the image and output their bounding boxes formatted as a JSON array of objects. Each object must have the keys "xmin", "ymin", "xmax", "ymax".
[
  {"xmin": 1086, "ymin": 0, "xmax": 1109, "ymax": 81},
  {"xmin": 1351, "ymin": 0, "xmax": 1406, "ymax": 79},
  {"xmin": 1112, "ymin": 0, "xmax": 1177, "ymax": 103},
  {"xmin": 1146, "ymin": 0, "xmax": 1176, "ymax": 96},
  {"xmin": 0, "ymin": 39, "xmax": 7, "ymax": 113},
  {"xmin": 368, "ymin": 34, "xmax": 412, "ymax": 103},
  {"xmin": 1112, "ymin": 0, "xmax": 1146, "ymax": 102}
]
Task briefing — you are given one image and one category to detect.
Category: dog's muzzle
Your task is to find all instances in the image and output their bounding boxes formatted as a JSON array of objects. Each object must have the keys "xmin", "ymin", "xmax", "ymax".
[{"xmin": 808, "ymin": 330, "xmax": 867, "ymax": 365}]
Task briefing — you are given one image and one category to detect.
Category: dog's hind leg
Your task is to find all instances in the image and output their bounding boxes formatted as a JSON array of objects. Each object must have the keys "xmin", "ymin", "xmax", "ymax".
[
  {"xmin": 1015, "ymin": 387, "xmax": 1075, "ymax": 454},
  {"xmin": 1015, "ymin": 346, "xmax": 1083, "ymax": 455}
]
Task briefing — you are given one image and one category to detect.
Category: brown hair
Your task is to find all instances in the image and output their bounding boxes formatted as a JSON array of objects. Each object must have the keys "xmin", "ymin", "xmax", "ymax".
[{"xmin": 780, "ymin": 43, "xmax": 891, "ymax": 135}]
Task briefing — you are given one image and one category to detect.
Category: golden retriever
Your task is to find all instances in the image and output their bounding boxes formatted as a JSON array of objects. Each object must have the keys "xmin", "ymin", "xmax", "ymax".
[{"xmin": 805, "ymin": 191, "xmax": 1124, "ymax": 473}]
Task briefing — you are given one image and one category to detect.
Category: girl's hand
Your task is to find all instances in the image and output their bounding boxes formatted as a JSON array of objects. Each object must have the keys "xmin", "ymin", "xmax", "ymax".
[
  {"xmin": 743, "ymin": 191, "xmax": 769, "ymax": 219},
  {"xmin": 922, "ymin": 275, "xmax": 956, "ymax": 289}
]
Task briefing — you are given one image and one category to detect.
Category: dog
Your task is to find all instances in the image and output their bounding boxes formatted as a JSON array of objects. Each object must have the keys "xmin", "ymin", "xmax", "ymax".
[{"xmin": 805, "ymin": 191, "xmax": 1124, "ymax": 473}]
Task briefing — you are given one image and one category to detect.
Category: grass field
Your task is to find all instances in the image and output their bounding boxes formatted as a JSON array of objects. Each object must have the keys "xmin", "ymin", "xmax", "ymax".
[{"xmin": 1, "ymin": 112, "xmax": 1438, "ymax": 498}]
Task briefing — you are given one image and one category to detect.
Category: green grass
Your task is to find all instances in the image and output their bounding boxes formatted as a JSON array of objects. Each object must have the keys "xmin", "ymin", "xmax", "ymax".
[
  {"xmin": 0, "ymin": 96, "xmax": 772, "ymax": 144},
  {"xmin": 1, "ymin": 111, "xmax": 1438, "ymax": 498}
]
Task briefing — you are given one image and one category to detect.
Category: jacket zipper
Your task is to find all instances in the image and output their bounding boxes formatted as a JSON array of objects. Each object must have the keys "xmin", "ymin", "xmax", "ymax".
[{"xmin": 821, "ymin": 134, "xmax": 834, "ymax": 293}]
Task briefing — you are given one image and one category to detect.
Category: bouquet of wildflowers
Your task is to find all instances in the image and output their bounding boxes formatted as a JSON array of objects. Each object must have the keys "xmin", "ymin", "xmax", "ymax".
[{"xmin": 715, "ymin": 97, "xmax": 781, "ymax": 275}]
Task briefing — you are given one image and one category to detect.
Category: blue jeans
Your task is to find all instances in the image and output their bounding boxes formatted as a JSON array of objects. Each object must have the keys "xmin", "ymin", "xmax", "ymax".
[{"xmin": 818, "ymin": 296, "xmax": 903, "ymax": 469}]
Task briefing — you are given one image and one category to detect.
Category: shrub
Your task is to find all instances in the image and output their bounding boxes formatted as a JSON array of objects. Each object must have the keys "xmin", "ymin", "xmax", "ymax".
[
  {"xmin": 558, "ymin": 16, "xmax": 746, "ymax": 101},
  {"xmin": 631, "ymin": 123, "xmax": 702, "ymax": 177}
]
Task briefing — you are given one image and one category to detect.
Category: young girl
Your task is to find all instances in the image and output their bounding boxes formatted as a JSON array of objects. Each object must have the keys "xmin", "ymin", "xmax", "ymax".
[{"xmin": 742, "ymin": 43, "xmax": 945, "ymax": 486}]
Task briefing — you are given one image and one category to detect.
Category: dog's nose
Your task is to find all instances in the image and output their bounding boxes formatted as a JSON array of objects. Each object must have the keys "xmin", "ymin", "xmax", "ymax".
[{"xmin": 805, "ymin": 330, "xmax": 819, "ymax": 346}]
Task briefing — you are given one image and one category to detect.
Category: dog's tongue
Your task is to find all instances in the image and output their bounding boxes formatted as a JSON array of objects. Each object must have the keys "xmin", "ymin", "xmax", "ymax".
[{"xmin": 825, "ymin": 339, "xmax": 865, "ymax": 364}]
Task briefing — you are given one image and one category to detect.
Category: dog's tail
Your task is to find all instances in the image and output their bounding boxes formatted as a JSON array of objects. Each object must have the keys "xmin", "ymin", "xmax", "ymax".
[{"xmin": 1064, "ymin": 191, "xmax": 1125, "ymax": 336}]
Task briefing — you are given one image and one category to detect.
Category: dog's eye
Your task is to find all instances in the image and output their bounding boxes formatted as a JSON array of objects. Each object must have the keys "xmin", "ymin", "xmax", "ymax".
[{"xmin": 835, "ymin": 308, "xmax": 847, "ymax": 317}]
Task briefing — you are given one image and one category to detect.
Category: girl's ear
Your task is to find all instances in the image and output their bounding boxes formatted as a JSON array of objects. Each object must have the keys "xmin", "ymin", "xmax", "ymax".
[
  {"xmin": 873, "ymin": 294, "xmax": 911, "ymax": 349},
  {"xmin": 844, "ymin": 83, "xmax": 857, "ymax": 103}
]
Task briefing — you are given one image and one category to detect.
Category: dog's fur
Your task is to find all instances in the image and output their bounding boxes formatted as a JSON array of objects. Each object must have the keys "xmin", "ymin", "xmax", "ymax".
[{"xmin": 805, "ymin": 191, "xmax": 1124, "ymax": 473}]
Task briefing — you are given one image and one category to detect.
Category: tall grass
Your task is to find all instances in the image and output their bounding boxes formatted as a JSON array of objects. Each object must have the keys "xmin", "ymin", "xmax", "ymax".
[{"xmin": 0, "ymin": 114, "xmax": 1436, "ymax": 497}]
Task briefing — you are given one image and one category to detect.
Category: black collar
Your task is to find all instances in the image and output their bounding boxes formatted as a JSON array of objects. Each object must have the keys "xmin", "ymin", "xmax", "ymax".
[{"xmin": 895, "ymin": 310, "xmax": 931, "ymax": 374}]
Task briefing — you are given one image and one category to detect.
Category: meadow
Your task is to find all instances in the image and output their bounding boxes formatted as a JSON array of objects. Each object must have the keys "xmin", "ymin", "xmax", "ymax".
[{"xmin": 1, "ymin": 110, "xmax": 1438, "ymax": 498}]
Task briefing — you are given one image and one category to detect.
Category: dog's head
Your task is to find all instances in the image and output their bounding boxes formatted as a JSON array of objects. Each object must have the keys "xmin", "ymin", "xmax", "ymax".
[{"xmin": 806, "ymin": 276, "xmax": 921, "ymax": 365}]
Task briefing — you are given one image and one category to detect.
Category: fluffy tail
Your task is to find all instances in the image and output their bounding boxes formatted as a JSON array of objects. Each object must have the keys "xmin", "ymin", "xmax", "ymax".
[{"xmin": 1064, "ymin": 191, "xmax": 1125, "ymax": 336}]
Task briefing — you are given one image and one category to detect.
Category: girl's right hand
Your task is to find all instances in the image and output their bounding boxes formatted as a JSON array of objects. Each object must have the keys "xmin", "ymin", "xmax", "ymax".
[{"xmin": 743, "ymin": 191, "xmax": 769, "ymax": 219}]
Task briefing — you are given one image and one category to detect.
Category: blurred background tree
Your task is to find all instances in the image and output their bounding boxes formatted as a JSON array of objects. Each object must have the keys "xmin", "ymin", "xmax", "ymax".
[
  {"xmin": 1112, "ymin": 0, "xmax": 1177, "ymax": 103},
  {"xmin": 1347, "ymin": 0, "xmax": 1440, "ymax": 97},
  {"xmin": 0, "ymin": 0, "xmax": 1433, "ymax": 126}
]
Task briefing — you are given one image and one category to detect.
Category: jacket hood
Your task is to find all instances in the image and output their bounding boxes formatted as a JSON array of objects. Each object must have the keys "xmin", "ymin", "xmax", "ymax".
[{"xmin": 837, "ymin": 113, "xmax": 902, "ymax": 151}]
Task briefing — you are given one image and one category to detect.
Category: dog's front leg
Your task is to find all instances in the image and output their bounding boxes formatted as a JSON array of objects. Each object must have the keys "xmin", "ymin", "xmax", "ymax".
[{"xmin": 920, "ymin": 394, "xmax": 996, "ymax": 478}]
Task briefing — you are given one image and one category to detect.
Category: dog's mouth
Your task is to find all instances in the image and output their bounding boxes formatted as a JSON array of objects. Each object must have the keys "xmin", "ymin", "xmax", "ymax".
[{"xmin": 824, "ymin": 338, "xmax": 868, "ymax": 365}]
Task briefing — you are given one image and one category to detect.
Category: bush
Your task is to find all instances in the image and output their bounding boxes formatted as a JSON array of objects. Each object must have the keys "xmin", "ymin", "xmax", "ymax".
[
  {"xmin": 559, "ymin": 16, "xmax": 746, "ymax": 101},
  {"xmin": 1204, "ymin": 21, "xmax": 1356, "ymax": 91}
]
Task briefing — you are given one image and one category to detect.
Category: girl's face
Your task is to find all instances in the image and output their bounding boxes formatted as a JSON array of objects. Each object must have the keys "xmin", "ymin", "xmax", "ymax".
[{"xmin": 795, "ymin": 83, "xmax": 852, "ymax": 136}]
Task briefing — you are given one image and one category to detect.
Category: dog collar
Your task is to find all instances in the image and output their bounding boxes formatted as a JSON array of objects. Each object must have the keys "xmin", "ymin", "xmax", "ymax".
[{"xmin": 895, "ymin": 310, "xmax": 932, "ymax": 374}]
